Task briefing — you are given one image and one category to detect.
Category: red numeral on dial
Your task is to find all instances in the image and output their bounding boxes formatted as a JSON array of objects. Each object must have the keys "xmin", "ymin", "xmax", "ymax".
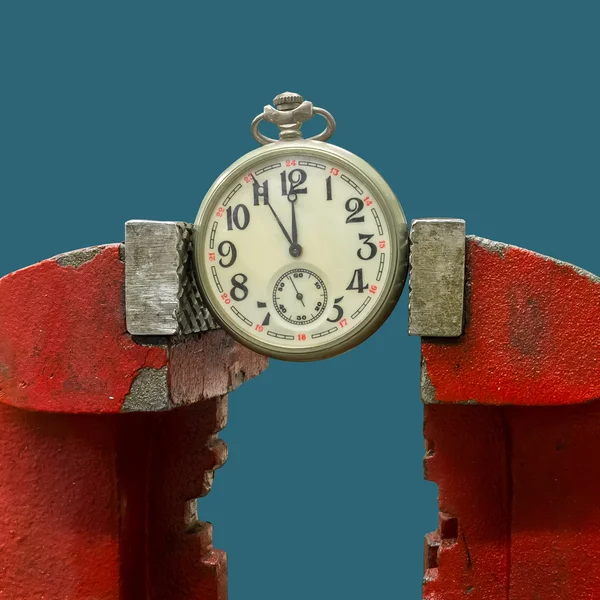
[{"xmin": 221, "ymin": 293, "xmax": 231, "ymax": 305}]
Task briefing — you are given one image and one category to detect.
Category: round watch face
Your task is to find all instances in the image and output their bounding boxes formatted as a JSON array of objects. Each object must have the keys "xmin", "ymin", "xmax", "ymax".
[{"xmin": 194, "ymin": 140, "xmax": 408, "ymax": 361}]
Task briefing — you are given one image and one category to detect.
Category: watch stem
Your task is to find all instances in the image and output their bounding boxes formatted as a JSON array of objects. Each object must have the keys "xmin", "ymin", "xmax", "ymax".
[{"xmin": 273, "ymin": 92, "xmax": 304, "ymax": 112}]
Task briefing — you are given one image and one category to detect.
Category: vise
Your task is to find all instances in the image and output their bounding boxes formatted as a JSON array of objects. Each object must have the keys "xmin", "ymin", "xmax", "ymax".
[{"xmin": 0, "ymin": 215, "xmax": 597, "ymax": 600}]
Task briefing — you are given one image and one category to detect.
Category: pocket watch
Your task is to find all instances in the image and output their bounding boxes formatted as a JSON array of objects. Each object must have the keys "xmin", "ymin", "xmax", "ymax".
[{"xmin": 193, "ymin": 92, "xmax": 408, "ymax": 361}]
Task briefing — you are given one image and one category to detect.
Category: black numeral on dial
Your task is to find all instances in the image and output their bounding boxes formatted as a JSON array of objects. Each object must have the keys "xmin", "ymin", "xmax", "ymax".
[
  {"xmin": 357, "ymin": 233, "xmax": 377, "ymax": 260},
  {"xmin": 253, "ymin": 179, "xmax": 269, "ymax": 206},
  {"xmin": 345, "ymin": 198, "xmax": 365, "ymax": 223},
  {"xmin": 217, "ymin": 240, "xmax": 237, "ymax": 268},
  {"xmin": 230, "ymin": 273, "xmax": 249, "ymax": 301},
  {"xmin": 327, "ymin": 296, "xmax": 345, "ymax": 322},
  {"xmin": 326, "ymin": 176, "xmax": 333, "ymax": 201},
  {"xmin": 346, "ymin": 269, "xmax": 368, "ymax": 293},
  {"xmin": 227, "ymin": 204, "xmax": 250, "ymax": 230},
  {"xmin": 280, "ymin": 169, "xmax": 307, "ymax": 197}
]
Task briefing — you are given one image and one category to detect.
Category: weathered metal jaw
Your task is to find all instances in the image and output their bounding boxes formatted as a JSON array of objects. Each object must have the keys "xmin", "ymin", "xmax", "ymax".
[
  {"xmin": 125, "ymin": 220, "xmax": 219, "ymax": 336},
  {"xmin": 408, "ymin": 218, "xmax": 467, "ymax": 338}
]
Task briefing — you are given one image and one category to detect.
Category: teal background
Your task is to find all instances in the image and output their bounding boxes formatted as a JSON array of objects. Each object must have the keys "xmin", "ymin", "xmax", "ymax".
[{"xmin": 1, "ymin": 2, "xmax": 599, "ymax": 598}]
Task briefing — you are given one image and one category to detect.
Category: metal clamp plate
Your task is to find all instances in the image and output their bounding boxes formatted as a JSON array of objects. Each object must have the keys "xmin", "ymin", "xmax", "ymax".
[
  {"xmin": 408, "ymin": 218, "xmax": 466, "ymax": 338},
  {"xmin": 125, "ymin": 220, "xmax": 219, "ymax": 336}
]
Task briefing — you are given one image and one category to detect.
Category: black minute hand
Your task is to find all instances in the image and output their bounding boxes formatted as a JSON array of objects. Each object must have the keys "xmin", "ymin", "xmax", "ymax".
[{"xmin": 251, "ymin": 174, "xmax": 293, "ymax": 246}]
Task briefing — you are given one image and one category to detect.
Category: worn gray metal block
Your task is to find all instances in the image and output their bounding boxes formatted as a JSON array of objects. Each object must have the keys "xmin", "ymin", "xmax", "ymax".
[
  {"xmin": 408, "ymin": 218, "xmax": 466, "ymax": 337},
  {"xmin": 125, "ymin": 220, "xmax": 218, "ymax": 336}
]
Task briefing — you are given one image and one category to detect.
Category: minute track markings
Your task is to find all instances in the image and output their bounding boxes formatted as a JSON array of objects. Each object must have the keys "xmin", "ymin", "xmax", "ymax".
[
  {"xmin": 298, "ymin": 160, "xmax": 326, "ymax": 170},
  {"xmin": 223, "ymin": 183, "xmax": 242, "ymax": 207},
  {"xmin": 210, "ymin": 266, "xmax": 223, "ymax": 293},
  {"xmin": 255, "ymin": 162, "xmax": 281, "ymax": 175},
  {"xmin": 371, "ymin": 208, "xmax": 384, "ymax": 235},
  {"xmin": 231, "ymin": 306, "xmax": 252, "ymax": 326},
  {"xmin": 267, "ymin": 331, "xmax": 294, "ymax": 340},
  {"xmin": 351, "ymin": 297, "xmax": 372, "ymax": 319},
  {"xmin": 209, "ymin": 221, "xmax": 218, "ymax": 250},
  {"xmin": 376, "ymin": 254, "xmax": 386, "ymax": 281},
  {"xmin": 341, "ymin": 174, "xmax": 363, "ymax": 195},
  {"xmin": 312, "ymin": 327, "xmax": 338, "ymax": 339}
]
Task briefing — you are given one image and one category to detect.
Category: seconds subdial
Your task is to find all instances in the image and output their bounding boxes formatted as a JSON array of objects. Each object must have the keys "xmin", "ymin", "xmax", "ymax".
[{"xmin": 273, "ymin": 268, "xmax": 328, "ymax": 326}]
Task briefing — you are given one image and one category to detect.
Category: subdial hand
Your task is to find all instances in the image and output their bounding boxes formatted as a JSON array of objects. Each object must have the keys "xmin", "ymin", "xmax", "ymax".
[
  {"xmin": 288, "ymin": 276, "xmax": 305, "ymax": 307},
  {"xmin": 250, "ymin": 174, "xmax": 293, "ymax": 246},
  {"xmin": 287, "ymin": 192, "xmax": 302, "ymax": 258}
]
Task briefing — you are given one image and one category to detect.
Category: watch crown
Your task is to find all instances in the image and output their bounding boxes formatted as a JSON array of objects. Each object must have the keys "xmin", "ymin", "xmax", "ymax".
[{"xmin": 273, "ymin": 92, "xmax": 304, "ymax": 111}]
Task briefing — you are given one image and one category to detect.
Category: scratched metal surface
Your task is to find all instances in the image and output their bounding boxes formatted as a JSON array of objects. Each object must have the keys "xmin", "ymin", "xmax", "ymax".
[
  {"xmin": 125, "ymin": 220, "xmax": 218, "ymax": 336},
  {"xmin": 408, "ymin": 218, "xmax": 466, "ymax": 338}
]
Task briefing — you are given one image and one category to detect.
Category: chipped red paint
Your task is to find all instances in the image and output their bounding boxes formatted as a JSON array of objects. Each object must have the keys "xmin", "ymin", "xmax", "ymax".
[
  {"xmin": 0, "ymin": 245, "xmax": 167, "ymax": 413},
  {"xmin": 422, "ymin": 237, "xmax": 600, "ymax": 599},
  {"xmin": 0, "ymin": 245, "xmax": 268, "ymax": 599},
  {"xmin": 422, "ymin": 238, "xmax": 600, "ymax": 406}
]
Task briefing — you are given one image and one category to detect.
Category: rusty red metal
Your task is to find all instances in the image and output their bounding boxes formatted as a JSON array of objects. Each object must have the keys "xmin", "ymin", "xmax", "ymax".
[
  {"xmin": 422, "ymin": 237, "xmax": 600, "ymax": 599},
  {"xmin": 0, "ymin": 246, "xmax": 267, "ymax": 599}
]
